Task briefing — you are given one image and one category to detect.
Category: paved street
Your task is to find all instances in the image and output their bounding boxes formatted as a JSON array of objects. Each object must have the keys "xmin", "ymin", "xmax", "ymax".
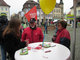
[{"xmin": 0, "ymin": 26, "xmax": 80, "ymax": 60}]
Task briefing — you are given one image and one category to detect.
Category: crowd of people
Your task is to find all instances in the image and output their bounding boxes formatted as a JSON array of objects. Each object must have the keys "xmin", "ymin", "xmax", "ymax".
[{"xmin": 0, "ymin": 15, "xmax": 71, "ymax": 60}]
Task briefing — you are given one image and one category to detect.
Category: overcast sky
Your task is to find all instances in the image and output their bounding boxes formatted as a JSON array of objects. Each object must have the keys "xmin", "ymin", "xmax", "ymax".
[{"xmin": 4, "ymin": 0, "xmax": 73, "ymax": 15}]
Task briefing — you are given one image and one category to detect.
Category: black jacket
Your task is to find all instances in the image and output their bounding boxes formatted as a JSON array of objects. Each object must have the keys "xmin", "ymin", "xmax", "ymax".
[
  {"xmin": 0, "ymin": 15, "xmax": 8, "ymax": 44},
  {"xmin": 0, "ymin": 25, "xmax": 7, "ymax": 44},
  {"xmin": 3, "ymin": 32, "xmax": 26, "ymax": 60}
]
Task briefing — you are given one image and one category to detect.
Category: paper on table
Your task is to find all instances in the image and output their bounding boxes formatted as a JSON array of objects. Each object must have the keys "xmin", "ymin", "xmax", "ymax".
[{"xmin": 20, "ymin": 48, "xmax": 28, "ymax": 55}]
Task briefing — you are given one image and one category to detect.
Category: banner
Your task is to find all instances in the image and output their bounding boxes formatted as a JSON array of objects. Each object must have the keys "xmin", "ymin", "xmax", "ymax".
[{"xmin": 25, "ymin": 6, "xmax": 37, "ymax": 22}]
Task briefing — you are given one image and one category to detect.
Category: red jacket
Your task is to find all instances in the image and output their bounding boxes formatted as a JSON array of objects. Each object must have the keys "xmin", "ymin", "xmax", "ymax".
[
  {"xmin": 54, "ymin": 28, "xmax": 70, "ymax": 49},
  {"xmin": 21, "ymin": 27, "xmax": 43, "ymax": 43}
]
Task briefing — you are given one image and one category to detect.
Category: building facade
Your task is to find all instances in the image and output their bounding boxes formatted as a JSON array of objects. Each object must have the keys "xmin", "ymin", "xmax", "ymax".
[
  {"xmin": 21, "ymin": 0, "xmax": 64, "ymax": 23},
  {"xmin": 0, "ymin": 0, "xmax": 10, "ymax": 20},
  {"xmin": 71, "ymin": 2, "xmax": 80, "ymax": 17},
  {"xmin": 53, "ymin": 2, "xmax": 63, "ymax": 20},
  {"xmin": 70, "ymin": 2, "xmax": 80, "ymax": 21}
]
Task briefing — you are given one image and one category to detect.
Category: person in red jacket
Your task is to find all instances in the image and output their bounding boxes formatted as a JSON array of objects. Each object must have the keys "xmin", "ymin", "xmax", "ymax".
[
  {"xmin": 52, "ymin": 20, "xmax": 71, "ymax": 49},
  {"xmin": 21, "ymin": 18, "xmax": 43, "ymax": 44}
]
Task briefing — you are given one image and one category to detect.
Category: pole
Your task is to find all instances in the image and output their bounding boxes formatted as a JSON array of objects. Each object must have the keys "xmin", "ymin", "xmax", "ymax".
[
  {"xmin": 42, "ymin": 13, "xmax": 46, "ymax": 47},
  {"xmin": 72, "ymin": 0, "xmax": 77, "ymax": 60}
]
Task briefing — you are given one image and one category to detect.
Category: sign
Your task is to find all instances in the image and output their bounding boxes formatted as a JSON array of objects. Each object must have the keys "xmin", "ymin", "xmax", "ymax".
[
  {"xmin": 25, "ymin": 6, "xmax": 37, "ymax": 22},
  {"xmin": 66, "ymin": 15, "xmax": 74, "ymax": 20}
]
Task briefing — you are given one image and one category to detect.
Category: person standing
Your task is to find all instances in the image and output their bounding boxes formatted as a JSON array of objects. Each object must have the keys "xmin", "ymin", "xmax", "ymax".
[
  {"xmin": 0, "ymin": 15, "xmax": 8, "ymax": 60},
  {"xmin": 23, "ymin": 23, "xmax": 27, "ymax": 30},
  {"xmin": 44, "ymin": 20, "xmax": 48, "ymax": 34},
  {"xmin": 3, "ymin": 18, "xmax": 27, "ymax": 60},
  {"xmin": 21, "ymin": 18, "xmax": 43, "ymax": 43}
]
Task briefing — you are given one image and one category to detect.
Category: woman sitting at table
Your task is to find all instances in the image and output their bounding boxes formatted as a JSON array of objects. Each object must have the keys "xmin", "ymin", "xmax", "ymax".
[
  {"xmin": 52, "ymin": 20, "xmax": 71, "ymax": 49},
  {"xmin": 3, "ymin": 18, "xmax": 27, "ymax": 60}
]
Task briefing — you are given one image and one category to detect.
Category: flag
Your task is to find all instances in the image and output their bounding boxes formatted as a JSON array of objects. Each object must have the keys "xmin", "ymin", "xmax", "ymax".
[{"xmin": 25, "ymin": 6, "xmax": 37, "ymax": 22}]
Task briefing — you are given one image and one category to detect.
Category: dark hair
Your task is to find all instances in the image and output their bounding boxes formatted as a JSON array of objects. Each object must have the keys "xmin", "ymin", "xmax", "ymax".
[
  {"xmin": 0, "ymin": 16, "xmax": 8, "ymax": 27},
  {"xmin": 3, "ymin": 18, "xmax": 21, "ymax": 37},
  {"xmin": 58, "ymin": 20, "xmax": 67, "ymax": 28}
]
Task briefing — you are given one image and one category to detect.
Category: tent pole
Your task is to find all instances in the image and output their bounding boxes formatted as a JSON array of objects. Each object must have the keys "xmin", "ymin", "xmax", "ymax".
[{"xmin": 72, "ymin": 0, "xmax": 77, "ymax": 60}]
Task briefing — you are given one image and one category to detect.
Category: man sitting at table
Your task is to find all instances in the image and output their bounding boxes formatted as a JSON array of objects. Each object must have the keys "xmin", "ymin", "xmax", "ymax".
[{"xmin": 21, "ymin": 18, "xmax": 43, "ymax": 44}]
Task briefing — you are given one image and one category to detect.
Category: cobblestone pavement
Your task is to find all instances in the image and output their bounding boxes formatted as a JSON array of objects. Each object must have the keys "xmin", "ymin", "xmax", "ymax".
[{"xmin": 0, "ymin": 26, "xmax": 80, "ymax": 60}]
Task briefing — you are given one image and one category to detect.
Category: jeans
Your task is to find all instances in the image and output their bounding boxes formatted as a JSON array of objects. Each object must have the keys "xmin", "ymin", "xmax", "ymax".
[
  {"xmin": 44, "ymin": 26, "xmax": 48, "ymax": 34},
  {"xmin": 0, "ymin": 45, "xmax": 6, "ymax": 60}
]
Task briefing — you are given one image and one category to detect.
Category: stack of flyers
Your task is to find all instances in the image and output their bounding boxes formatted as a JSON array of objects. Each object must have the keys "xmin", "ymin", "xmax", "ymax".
[
  {"xmin": 20, "ymin": 48, "xmax": 28, "ymax": 55},
  {"xmin": 43, "ymin": 43, "xmax": 51, "ymax": 48},
  {"xmin": 39, "ymin": 43, "xmax": 51, "ymax": 48}
]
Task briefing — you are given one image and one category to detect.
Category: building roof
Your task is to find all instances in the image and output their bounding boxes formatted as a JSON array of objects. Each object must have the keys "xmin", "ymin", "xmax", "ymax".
[
  {"xmin": 23, "ymin": 1, "xmax": 62, "ymax": 10},
  {"xmin": 24, "ymin": 0, "xmax": 38, "ymax": 4},
  {"xmin": 60, "ymin": 0, "xmax": 63, "ymax": 4},
  {"xmin": 23, "ymin": 0, "xmax": 40, "ymax": 10},
  {"xmin": 0, "ymin": 0, "xmax": 10, "ymax": 7},
  {"xmin": 70, "ymin": 2, "xmax": 80, "ymax": 9},
  {"xmin": 55, "ymin": 3, "xmax": 61, "ymax": 8}
]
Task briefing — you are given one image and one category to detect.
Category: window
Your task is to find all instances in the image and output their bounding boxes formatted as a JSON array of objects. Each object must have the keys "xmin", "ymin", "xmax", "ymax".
[
  {"xmin": 35, "ymin": 5, "xmax": 37, "ymax": 7},
  {"xmin": 58, "ymin": 14, "xmax": 60, "ymax": 17},
  {"xmin": 58, "ymin": 9, "xmax": 60, "ymax": 13},
  {"xmin": 1, "ymin": 8, "xmax": 3, "ymax": 11},
  {"xmin": 58, "ymin": 9, "xmax": 59, "ymax": 13},
  {"xmin": 78, "ymin": 10, "xmax": 80, "ymax": 15},
  {"xmin": 54, "ymin": 9, "xmax": 55, "ymax": 12},
  {"xmin": 5, "ymin": 8, "xmax": 7, "ymax": 11},
  {"xmin": 55, "ymin": 9, "xmax": 56, "ymax": 12},
  {"xmin": 28, "ymin": 8, "xmax": 30, "ymax": 11},
  {"xmin": 28, "ymin": 4, "xmax": 30, "ymax": 7},
  {"xmin": 56, "ymin": 14, "xmax": 57, "ymax": 17},
  {"xmin": 56, "ymin": 9, "xmax": 58, "ymax": 13},
  {"xmin": 57, "ymin": 9, "xmax": 58, "ymax": 13},
  {"xmin": 54, "ymin": 14, "xmax": 55, "ymax": 17}
]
